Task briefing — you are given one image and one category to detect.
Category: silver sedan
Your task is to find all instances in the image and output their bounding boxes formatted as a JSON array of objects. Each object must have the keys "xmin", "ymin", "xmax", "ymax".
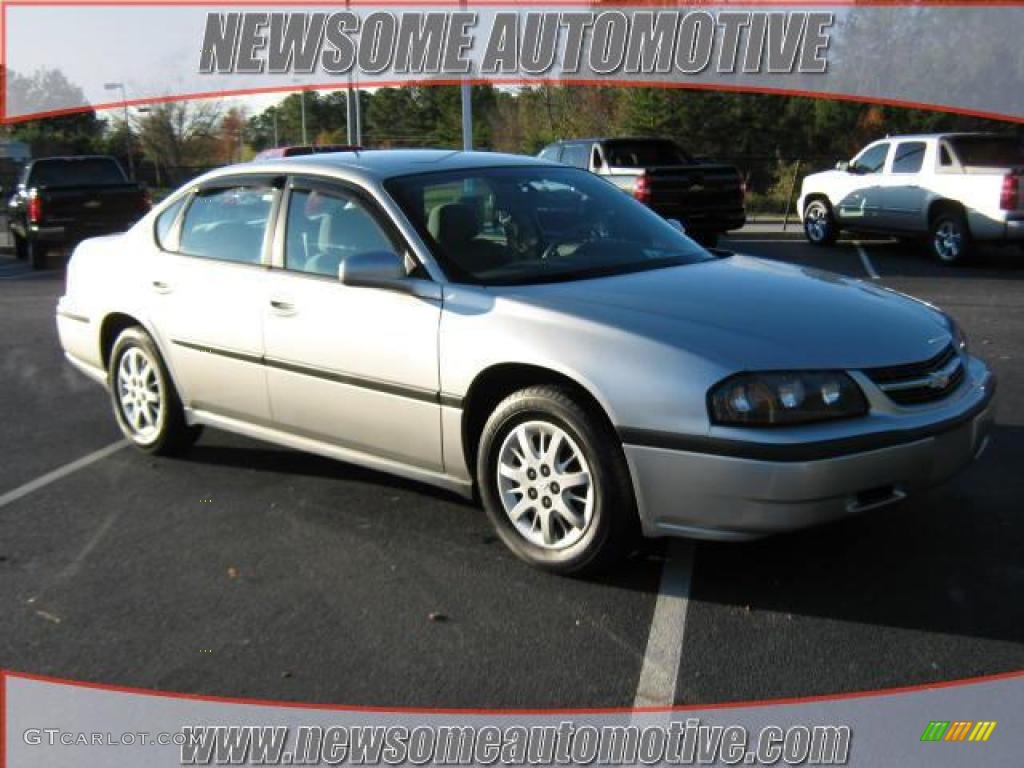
[{"xmin": 56, "ymin": 150, "xmax": 995, "ymax": 573}]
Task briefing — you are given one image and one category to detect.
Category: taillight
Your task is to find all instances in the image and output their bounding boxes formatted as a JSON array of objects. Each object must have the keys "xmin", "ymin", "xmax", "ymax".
[
  {"xmin": 634, "ymin": 173, "xmax": 651, "ymax": 205},
  {"xmin": 1000, "ymin": 173, "xmax": 1020, "ymax": 211},
  {"xmin": 27, "ymin": 193, "xmax": 42, "ymax": 224}
]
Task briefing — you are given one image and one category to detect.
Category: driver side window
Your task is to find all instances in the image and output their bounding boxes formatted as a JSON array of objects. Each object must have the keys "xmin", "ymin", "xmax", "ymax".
[
  {"xmin": 852, "ymin": 143, "xmax": 890, "ymax": 174},
  {"xmin": 284, "ymin": 187, "xmax": 393, "ymax": 278}
]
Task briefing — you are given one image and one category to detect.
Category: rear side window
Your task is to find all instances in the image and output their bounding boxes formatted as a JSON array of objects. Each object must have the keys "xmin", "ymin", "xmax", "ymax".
[
  {"xmin": 154, "ymin": 196, "xmax": 187, "ymax": 249},
  {"xmin": 29, "ymin": 158, "xmax": 126, "ymax": 187},
  {"xmin": 560, "ymin": 144, "xmax": 590, "ymax": 169},
  {"xmin": 852, "ymin": 143, "xmax": 889, "ymax": 174},
  {"xmin": 892, "ymin": 142, "xmax": 926, "ymax": 174},
  {"xmin": 603, "ymin": 140, "xmax": 690, "ymax": 167},
  {"xmin": 949, "ymin": 136, "xmax": 1024, "ymax": 166},
  {"xmin": 538, "ymin": 146, "xmax": 561, "ymax": 162},
  {"xmin": 178, "ymin": 184, "xmax": 274, "ymax": 264}
]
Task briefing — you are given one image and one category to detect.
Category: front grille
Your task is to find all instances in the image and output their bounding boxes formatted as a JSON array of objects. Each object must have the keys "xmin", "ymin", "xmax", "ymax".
[{"xmin": 864, "ymin": 344, "xmax": 965, "ymax": 406}]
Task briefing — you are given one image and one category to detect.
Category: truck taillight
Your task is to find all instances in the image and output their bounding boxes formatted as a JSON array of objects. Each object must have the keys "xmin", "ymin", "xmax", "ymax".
[
  {"xmin": 634, "ymin": 173, "xmax": 651, "ymax": 205},
  {"xmin": 1000, "ymin": 173, "xmax": 1020, "ymax": 210},
  {"xmin": 27, "ymin": 193, "xmax": 42, "ymax": 224}
]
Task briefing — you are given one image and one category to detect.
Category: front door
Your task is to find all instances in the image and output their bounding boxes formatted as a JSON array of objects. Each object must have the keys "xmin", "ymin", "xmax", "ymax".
[{"xmin": 262, "ymin": 178, "xmax": 444, "ymax": 471}]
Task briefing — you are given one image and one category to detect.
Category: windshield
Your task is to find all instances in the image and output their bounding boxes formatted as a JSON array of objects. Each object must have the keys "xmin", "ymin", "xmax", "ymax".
[
  {"xmin": 385, "ymin": 166, "xmax": 712, "ymax": 286},
  {"xmin": 950, "ymin": 136, "xmax": 1024, "ymax": 167},
  {"xmin": 603, "ymin": 139, "xmax": 692, "ymax": 167}
]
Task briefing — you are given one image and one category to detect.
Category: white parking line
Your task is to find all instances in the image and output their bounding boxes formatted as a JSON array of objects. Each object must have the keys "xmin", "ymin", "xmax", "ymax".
[
  {"xmin": 0, "ymin": 440, "xmax": 128, "ymax": 510},
  {"xmin": 855, "ymin": 241, "xmax": 881, "ymax": 280},
  {"xmin": 633, "ymin": 539, "xmax": 695, "ymax": 708}
]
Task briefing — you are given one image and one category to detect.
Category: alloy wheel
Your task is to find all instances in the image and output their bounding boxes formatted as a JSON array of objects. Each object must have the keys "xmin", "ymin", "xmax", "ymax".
[
  {"xmin": 933, "ymin": 220, "xmax": 963, "ymax": 262},
  {"xmin": 116, "ymin": 346, "xmax": 164, "ymax": 441},
  {"xmin": 496, "ymin": 420, "xmax": 594, "ymax": 550}
]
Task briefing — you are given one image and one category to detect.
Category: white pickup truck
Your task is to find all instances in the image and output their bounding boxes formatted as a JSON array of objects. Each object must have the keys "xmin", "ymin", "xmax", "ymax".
[{"xmin": 799, "ymin": 133, "xmax": 1024, "ymax": 264}]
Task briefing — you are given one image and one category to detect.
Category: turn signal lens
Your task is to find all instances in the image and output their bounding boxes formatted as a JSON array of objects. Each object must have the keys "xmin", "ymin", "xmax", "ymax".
[{"xmin": 709, "ymin": 371, "xmax": 868, "ymax": 426}]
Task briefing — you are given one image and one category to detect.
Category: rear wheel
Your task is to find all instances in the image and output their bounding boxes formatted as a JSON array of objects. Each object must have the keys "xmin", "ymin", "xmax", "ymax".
[
  {"xmin": 803, "ymin": 199, "xmax": 838, "ymax": 246},
  {"xmin": 929, "ymin": 210, "xmax": 971, "ymax": 265},
  {"xmin": 27, "ymin": 239, "xmax": 46, "ymax": 270},
  {"xmin": 108, "ymin": 327, "xmax": 201, "ymax": 455},
  {"xmin": 477, "ymin": 385, "xmax": 638, "ymax": 574}
]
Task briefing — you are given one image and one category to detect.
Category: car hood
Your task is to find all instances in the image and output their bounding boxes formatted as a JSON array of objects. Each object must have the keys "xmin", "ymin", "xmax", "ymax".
[{"xmin": 492, "ymin": 255, "xmax": 953, "ymax": 371}]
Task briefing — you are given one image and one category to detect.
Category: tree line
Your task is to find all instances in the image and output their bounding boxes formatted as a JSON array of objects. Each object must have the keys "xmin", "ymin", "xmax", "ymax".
[{"xmin": 3, "ymin": 68, "xmax": 1021, "ymax": 203}]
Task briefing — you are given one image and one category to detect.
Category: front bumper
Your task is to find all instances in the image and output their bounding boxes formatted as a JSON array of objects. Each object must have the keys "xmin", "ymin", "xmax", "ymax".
[{"xmin": 623, "ymin": 364, "xmax": 996, "ymax": 541}]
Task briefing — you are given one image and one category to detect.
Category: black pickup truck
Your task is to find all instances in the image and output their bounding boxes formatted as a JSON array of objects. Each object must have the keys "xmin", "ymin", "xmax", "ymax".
[
  {"xmin": 6, "ymin": 156, "xmax": 150, "ymax": 269},
  {"xmin": 539, "ymin": 138, "xmax": 746, "ymax": 247}
]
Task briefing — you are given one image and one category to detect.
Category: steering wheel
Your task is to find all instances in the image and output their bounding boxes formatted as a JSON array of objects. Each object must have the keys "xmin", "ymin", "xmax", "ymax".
[{"xmin": 540, "ymin": 225, "xmax": 598, "ymax": 260}]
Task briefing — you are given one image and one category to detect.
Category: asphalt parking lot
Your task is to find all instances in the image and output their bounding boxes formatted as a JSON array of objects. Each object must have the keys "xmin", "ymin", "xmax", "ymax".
[{"xmin": 1, "ymin": 229, "xmax": 1022, "ymax": 709}]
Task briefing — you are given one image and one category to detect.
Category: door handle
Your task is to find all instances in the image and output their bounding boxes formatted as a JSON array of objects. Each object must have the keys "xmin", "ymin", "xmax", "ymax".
[
  {"xmin": 269, "ymin": 298, "xmax": 297, "ymax": 316},
  {"xmin": 151, "ymin": 280, "xmax": 172, "ymax": 294}
]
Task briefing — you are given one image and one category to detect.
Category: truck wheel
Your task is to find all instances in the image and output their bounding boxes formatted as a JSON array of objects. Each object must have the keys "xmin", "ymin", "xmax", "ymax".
[
  {"xmin": 476, "ymin": 385, "xmax": 638, "ymax": 575},
  {"xmin": 803, "ymin": 200, "xmax": 838, "ymax": 246},
  {"xmin": 13, "ymin": 234, "xmax": 28, "ymax": 260},
  {"xmin": 27, "ymin": 239, "xmax": 46, "ymax": 270},
  {"xmin": 108, "ymin": 327, "xmax": 202, "ymax": 455},
  {"xmin": 692, "ymin": 231, "xmax": 719, "ymax": 248},
  {"xmin": 930, "ymin": 211, "xmax": 971, "ymax": 265}
]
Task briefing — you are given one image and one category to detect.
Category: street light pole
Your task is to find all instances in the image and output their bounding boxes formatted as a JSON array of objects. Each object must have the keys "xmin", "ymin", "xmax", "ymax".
[
  {"xmin": 104, "ymin": 82, "xmax": 135, "ymax": 180},
  {"xmin": 300, "ymin": 89, "xmax": 308, "ymax": 145},
  {"xmin": 459, "ymin": 0, "xmax": 473, "ymax": 151}
]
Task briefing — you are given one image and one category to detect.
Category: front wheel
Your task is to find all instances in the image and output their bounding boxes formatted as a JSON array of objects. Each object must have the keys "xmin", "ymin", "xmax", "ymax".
[
  {"xmin": 691, "ymin": 231, "xmax": 719, "ymax": 248},
  {"xmin": 108, "ymin": 327, "xmax": 201, "ymax": 455},
  {"xmin": 930, "ymin": 211, "xmax": 971, "ymax": 265},
  {"xmin": 476, "ymin": 385, "xmax": 638, "ymax": 574},
  {"xmin": 803, "ymin": 199, "xmax": 838, "ymax": 246}
]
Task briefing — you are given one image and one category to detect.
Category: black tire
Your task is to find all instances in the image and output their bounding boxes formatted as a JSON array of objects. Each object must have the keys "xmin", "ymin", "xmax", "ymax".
[
  {"xmin": 13, "ymin": 233, "xmax": 28, "ymax": 260},
  {"xmin": 108, "ymin": 326, "xmax": 202, "ymax": 455},
  {"xmin": 27, "ymin": 238, "xmax": 46, "ymax": 270},
  {"xmin": 476, "ymin": 385, "xmax": 638, "ymax": 574},
  {"xmin": 692, "ymin": 231, "xmax": 719, "ymax": 248},
  {"xmin": 929, "ymin": 209, "xmax": 971, "ymax": 265},
  {"xmin": 803, "ymin": 199, "xmax": 838, "ymax": 246}
]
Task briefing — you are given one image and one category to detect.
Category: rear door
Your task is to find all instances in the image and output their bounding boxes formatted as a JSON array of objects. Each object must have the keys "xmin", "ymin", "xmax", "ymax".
[
  {"xmin": 878, "ymin": 140, "xmax": 929, "ymax": 231},
  {"xmin": 147, "ymin": 177, "xmax": 278, "ymax": 421}
]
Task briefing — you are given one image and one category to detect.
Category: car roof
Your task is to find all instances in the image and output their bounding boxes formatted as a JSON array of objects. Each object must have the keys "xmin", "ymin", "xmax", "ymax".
[
  {"xmin": 871, "ymin": 132, "xmax": 1007, "ymax": 142},
  {"xmin": 231, "ymin": 149, "xmax": 557, "ymax": 184}
]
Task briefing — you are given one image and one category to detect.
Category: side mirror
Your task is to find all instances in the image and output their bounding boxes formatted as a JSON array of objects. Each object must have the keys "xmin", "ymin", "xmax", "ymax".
[
  {"xmin": 339, "ymin": 250, "xmax": 408, "ymax": 291},
  {"xmin": 835, "ymin": 161, "xmax": 851, "ymax": 172},
  {"xmin": 666, "ymin": 218, "xmax": 686, "ymax": 234}
]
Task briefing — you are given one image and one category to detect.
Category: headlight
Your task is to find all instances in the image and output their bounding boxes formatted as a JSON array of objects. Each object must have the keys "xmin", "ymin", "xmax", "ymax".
[{"xmin": 709, "ymin": 371, "xmax": 868, "ymax": 426}]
